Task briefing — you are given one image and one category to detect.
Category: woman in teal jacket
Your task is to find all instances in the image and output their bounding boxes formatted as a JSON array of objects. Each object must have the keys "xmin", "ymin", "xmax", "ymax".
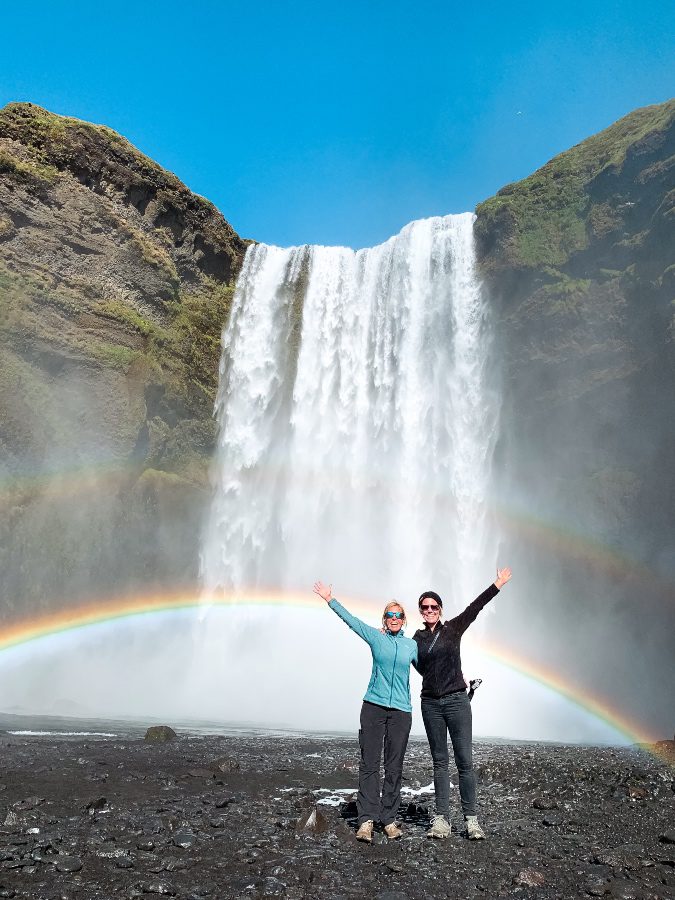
[{"xmin": 313, "ymin": 580, "xmax": 418, "ymax": 843}]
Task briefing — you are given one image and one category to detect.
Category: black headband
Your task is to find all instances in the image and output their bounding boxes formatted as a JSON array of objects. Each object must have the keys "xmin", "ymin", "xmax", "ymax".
[{"xmin": 418, "ymin": 590, "xmax": 442, "ymax": 608}]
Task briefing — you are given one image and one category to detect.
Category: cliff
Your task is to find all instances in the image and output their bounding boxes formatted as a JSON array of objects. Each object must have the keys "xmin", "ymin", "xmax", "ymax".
[
  {"xmin": 474, "ymin": 99, "xmax": 675, "ymax": 734},
  {"xmin": 0, "ymin": 103, "xmax": 247, "ymax": 613}
]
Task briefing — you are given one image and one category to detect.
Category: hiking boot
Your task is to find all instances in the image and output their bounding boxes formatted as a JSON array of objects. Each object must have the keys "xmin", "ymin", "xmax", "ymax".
[
  {"xmin": 426, "ymin": 814, "xmax": 451, "ymax": 838},
  {"xmin": 384, "ymin": 822, "xmax": 403, "ymax": 840},
  {"xmin": 356, "ymin": 820, "xmax": 374, "ymax": 843},
  {"xmin": 465, "ymin": 815, "xmax": 486, "ymax": 839}
]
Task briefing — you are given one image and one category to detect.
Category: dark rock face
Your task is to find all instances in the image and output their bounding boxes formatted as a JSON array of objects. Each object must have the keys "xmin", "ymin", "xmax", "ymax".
[
  {"xmin": 474, "ymin": 99, "xmax": 675, "ymax": 738},
  {"xmin": 0, "ymin": 102, "xmax": 247, "ymax": 619}
]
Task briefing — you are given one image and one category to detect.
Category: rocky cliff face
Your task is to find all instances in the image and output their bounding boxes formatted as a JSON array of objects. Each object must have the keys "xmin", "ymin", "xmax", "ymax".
[
  {"xmin": 0, "ymin": 103, "xmax": 247, "ymax": 614},
  {"xmin": 474, "ymin": 100, "xmax": 675, "ymax": 735}
]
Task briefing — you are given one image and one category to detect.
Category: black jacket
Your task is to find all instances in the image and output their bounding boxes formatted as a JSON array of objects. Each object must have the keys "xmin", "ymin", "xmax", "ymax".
[{"xmin": 413, "ymin": 584, "xmax": 499, "ymax": 699}]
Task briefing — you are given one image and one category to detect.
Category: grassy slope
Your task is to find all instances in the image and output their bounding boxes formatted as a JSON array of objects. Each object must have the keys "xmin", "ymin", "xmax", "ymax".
[{"xmin": 475, "ymin": 99, "xmax": 675, "ymax": 273}]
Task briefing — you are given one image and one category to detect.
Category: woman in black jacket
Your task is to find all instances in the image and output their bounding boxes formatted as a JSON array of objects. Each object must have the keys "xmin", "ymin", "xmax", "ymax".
[{"xmin": 413, "ymin": 567, "xmax": 511, "ymax": 839}]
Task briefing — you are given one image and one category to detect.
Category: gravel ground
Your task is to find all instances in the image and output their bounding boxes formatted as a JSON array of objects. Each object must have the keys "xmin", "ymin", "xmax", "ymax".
[{"xmin": 0, "ymin": 729, "xmax": 673, "ymax": 899}]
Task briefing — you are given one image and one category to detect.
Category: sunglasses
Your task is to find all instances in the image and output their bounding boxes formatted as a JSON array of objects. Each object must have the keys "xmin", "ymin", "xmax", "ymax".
[
  {"xmin": 420, "ymin": 604, "xmax": 440, "ymax": 612},
  {"xmin": 385, "ymin": 611, "xmax": 404, "ymax": 619}
]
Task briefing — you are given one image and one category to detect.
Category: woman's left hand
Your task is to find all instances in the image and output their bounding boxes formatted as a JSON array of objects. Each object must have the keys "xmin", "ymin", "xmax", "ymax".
[{"xmin": 494, "ymin": 567, "xmax": 512, "ymax": 589}]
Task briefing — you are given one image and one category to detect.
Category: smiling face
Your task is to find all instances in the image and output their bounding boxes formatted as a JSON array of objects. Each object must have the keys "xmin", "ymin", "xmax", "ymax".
[
  {"xmin": 382, "ymin": 602, "xmax": 406, "ymax": 633},
  {"xmin": 419, "ymin": 596, "xmax": 442, "ymax": 628}
]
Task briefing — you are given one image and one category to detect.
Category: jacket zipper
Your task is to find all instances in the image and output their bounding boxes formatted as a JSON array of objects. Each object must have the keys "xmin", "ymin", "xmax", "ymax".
[{"xmin": 389, "ymin": 636, "xmax": 398, "ymax": 707}]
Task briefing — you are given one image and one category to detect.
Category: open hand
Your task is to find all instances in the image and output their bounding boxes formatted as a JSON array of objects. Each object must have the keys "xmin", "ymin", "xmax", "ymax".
[
  {"xmin": 313, "ymin": 581, "xmax": 333, "ymax": 603},
  {"xmin": 494, "ymin": 567, "xmax": 512, "ymax": 589}
]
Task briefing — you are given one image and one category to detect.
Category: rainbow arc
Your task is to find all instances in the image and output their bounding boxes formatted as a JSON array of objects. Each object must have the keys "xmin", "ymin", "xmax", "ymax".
[{"xmin": 0, "ymin": 587, "xmax": 664, "ymax": 753}]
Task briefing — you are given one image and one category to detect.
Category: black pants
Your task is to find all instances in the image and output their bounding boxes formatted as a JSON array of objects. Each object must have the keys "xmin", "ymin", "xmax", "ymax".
[
  {"xmin": 421, "ymin": 690, "xmax": 476, "ymax": 817},
  {"xmin": 357, "ymin": 701, "xmax": 412, "ymax": 825}
]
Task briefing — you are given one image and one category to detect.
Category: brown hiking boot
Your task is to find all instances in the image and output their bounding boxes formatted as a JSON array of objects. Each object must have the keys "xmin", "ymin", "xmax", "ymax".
[
  {"xmin": 384, "ymin": 822, "xmax": 403, "ymax": 839},
  {"xmin": 356, "ymin": 820, "xmax": 374, "ymax": 843}
]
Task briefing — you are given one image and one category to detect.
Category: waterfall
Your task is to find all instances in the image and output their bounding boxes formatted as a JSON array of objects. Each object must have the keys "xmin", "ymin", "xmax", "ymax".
[{"xmin": 202, "ymin": 213, "xmax": 498, "ymax": 609}]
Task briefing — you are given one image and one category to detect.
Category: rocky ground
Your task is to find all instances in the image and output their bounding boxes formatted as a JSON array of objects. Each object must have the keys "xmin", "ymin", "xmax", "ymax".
[{"xmin": 0, "ymin": 727, "xmax": 673, "ymax": 900}]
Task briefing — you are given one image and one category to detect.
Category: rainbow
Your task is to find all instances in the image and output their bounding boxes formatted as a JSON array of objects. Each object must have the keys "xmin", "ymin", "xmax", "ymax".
[{"xmin": 0, "ymin": 587, "xmax": 666, "ymax": 755}]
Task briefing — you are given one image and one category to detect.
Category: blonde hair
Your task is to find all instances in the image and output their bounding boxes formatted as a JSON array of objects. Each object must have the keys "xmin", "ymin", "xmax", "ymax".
[{"xmin": 382, "ymin": 600, "xmax": 406, "ymax": 629}]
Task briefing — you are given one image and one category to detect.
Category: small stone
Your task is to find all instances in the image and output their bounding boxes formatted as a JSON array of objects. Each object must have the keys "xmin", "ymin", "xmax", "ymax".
[
  {"xmin": 214, "ymin": 793, "xmax": 235, "ymax": 808},
  {"xmin": 211, "ymin": 757, "xmax": 240, "ymax": 773},
  {"xmin": 144, "ymin": 883, "xmax": 176, "ymax": 895},
  {"xmin": 542, "ymin": 814, "xmax": 563, "ymax": 826},
  {"xmin": 295, "ymin": 806, "xmax": 328, "ymax": 834},
  {"xmin": 172, "ymin": 829, "xmax": 197, "ymax": 849},
  {"xmin": 660, "ymin": 831, "xmax": 675, "ymax": 844},
  {"xmin": 12, "ymin": 797, "xmax": 44, "ymax": 811},
  {"xmin": 55, "ymin": 855, "xmax": 82, "ymax": 873},
  {"xmin": 607, "ymin": 880, "xmax": 643, "ymax": 899},
  {"xmin": 137, "ymin": 840, "xmax": 155, "ymax": 851},
  {"xmin": 163, "ymin": 857, "xmax": 189, "ymax": 872},
  {"xmin": 627, "ymin": 786, "xmax": 647, "ymax": 800},
  {"xmin": 514, "ymin": 868, "xmax": 546, "ymax": 887},
  {"xmin": 144, "ymin": 726, "xmax": 177, "ymax": 743},
  {"xmin": 532, "ymin": 796, "xmax": 558, "ymax": 810},
  {"xmin": 116, "ymin": 856, "xmax": 134, "ymax": 869}
]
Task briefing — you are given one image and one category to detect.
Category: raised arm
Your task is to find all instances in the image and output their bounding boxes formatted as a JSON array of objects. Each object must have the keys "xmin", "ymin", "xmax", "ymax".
[
  {"xmin": 452, "ymin": 567, "xmax": 512, "ymax": 634},
  {"xmin": 313, "ymin": 580, "xmax": 381, "ymax": 646}
]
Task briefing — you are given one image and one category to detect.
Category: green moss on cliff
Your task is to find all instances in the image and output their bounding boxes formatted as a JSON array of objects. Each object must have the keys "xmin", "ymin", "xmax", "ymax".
[
  {"xmin": 0, "ymin": 145, "xmax": 60, "ymax": 185},
  {"xmin": 476, "ymin": 99, "xmax": 675, "ymax": 273}
]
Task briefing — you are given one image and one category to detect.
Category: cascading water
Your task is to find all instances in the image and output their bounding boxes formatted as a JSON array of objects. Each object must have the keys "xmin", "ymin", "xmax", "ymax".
[{"xmin": 202, "ymin": 213, "xmax": 498, "ymax": 607}]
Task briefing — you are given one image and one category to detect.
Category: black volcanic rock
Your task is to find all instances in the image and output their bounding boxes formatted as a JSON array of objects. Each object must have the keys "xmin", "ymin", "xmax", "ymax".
[{"xmin": 0, "ymin": 732, "xmax": 671, "ymax": 899}]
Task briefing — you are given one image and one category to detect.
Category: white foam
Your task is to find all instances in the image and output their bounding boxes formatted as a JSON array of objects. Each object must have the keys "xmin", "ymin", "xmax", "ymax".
[{"xmin": 8, "ymin": 730, "xmax": 117, "ymax": 737}]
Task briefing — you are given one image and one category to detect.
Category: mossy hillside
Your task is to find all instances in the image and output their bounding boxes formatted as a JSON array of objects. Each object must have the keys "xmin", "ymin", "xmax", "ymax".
[
  {"xmin": 0, "ymin": 142, "xmax": 60, "ymax": 187},
  {"xmin": 475, "ymin": 99, "xmax": 675, "ymax": 277},
  {"xmin": 0, "ymin": 103, "xmax": 247, "ymax": 284}
]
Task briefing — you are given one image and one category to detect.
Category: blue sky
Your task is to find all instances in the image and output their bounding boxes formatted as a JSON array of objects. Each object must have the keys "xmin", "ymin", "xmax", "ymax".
[{"xmin": 1, "ymin": 1, "xmax": 673, "ymax": 248}]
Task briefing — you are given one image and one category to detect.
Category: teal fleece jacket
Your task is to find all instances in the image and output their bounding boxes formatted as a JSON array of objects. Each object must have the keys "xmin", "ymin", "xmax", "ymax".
[{"xmin": 328, "ymin": 599, "xmax": 418, "ymax": 713}]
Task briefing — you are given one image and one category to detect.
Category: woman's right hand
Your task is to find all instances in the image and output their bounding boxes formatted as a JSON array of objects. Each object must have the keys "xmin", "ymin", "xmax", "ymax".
[{"xmin": 313, "ymin": 581, "xmax": 333, "ymax": 603}]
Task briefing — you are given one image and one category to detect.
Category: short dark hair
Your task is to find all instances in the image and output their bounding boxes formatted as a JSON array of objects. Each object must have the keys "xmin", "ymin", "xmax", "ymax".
[{"xmin": 418, "ymin": 590, "xmax": 443, "ymax": 609}]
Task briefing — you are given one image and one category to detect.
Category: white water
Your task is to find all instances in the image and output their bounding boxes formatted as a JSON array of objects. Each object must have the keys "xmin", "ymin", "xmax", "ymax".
[{"xmin": 202, "ymin": 213, "xmax": 498, "ymax": 605}]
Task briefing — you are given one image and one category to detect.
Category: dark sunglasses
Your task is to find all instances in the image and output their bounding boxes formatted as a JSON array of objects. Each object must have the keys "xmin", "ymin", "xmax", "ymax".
[
  {"xmin": 420, "ymin": 604, "xmax": 439, "ymax": 611},
  {"xmin": 385, "ymin": 611, "xmax": 404, "ymax": 619}
]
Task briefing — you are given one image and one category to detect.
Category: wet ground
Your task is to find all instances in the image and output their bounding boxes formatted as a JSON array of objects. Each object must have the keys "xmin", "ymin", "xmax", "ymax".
[{"xmin": 0, "ymin": 725, "xmax": 673, "ymax": 899}]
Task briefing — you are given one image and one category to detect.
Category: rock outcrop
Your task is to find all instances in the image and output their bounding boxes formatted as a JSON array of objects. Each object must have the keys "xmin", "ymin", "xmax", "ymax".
[
  {"xmin": 0, "ymin": 103, "xmax": 247, "ymax": 614},
  {"xmin": 474, "ymin": 99, "xmax": 675, "ymax": 736}
]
